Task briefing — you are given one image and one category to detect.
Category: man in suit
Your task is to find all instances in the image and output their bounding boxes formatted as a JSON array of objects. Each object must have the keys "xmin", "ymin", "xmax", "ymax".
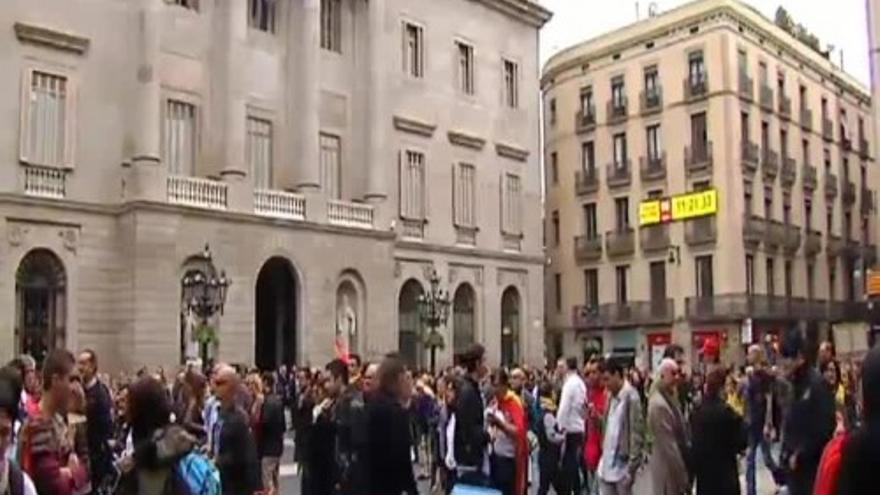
[{"xmin": 648, "ymin": 358, "xmax": 690, "ymax": 495}]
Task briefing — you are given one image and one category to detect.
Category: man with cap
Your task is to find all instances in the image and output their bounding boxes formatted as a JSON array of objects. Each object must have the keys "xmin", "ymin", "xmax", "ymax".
[{"xmin": 778, "ymin": 326, "xmax": 835, "ymax": 495}]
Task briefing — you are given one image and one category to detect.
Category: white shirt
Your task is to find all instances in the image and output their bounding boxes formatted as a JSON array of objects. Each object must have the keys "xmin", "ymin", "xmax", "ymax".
[
  {"xmin": 556, "ymin": 372, "xmax": 586, "ymax": 434},
  {"xmin": 598, "ymin": 383, "xmax": 630, "ymax": 483}
]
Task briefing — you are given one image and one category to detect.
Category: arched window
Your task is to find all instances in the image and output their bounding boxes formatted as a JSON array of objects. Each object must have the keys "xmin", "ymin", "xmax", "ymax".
[
  {"xmin": 500, "ymin": 286, "xmax": 521, "ymax": 366},
  {"xmin": 398, "ymin": 279, "xmax": 424, "ymax": 369},
  {"xmin": 453, "ymin": 284, "xmax": 475, "ymax": 354},
  {"xmin": 16, "ymin": 249, "xmax": 66, "ymax": 364}
]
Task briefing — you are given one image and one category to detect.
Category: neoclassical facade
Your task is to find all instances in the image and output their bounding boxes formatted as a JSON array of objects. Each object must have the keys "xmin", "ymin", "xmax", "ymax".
[{"xmin": 0, "ymin": 0, "xmax": 550, "ymax": 371}]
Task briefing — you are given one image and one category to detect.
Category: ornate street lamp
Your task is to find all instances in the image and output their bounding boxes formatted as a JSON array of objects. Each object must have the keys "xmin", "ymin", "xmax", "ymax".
[
  {"xmin": 417, "ymin": 270, "xmax": 451, "ymax": 373},
  {"xmin": 181, "ymin": 244, "xmax": 231, "ymax": 365}
]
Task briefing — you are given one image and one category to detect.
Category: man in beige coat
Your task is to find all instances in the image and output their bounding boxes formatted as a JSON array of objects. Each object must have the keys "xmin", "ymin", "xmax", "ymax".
[{"xmin": 647, "ymin": 358, "xmax": 690, "ymax": 495}]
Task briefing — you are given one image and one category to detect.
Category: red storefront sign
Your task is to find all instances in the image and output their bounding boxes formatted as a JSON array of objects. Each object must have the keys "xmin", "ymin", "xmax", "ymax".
[{"xmin": 647, "ymin": 332, "xmax": 672, "ymax": 371}]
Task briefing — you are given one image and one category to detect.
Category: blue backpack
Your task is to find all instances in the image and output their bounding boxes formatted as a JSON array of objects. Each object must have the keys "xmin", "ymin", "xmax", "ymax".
[{"xmin": 174, "ymin": 452, "xmax": 221, "ymax": 495}]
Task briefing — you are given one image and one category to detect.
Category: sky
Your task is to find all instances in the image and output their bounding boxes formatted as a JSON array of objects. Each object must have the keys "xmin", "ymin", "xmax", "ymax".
[{"xmin": 538, "ymin": 0, "xmax": 872, "ymax": 87}]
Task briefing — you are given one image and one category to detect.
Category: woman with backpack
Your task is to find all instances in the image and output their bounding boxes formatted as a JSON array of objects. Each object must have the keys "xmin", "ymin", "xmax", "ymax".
[{"xmin": 0, "ymin": 366, "xmax": 37, "ymax": 495}]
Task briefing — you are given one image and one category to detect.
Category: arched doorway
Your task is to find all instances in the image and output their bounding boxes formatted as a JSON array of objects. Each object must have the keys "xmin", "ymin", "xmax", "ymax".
[
  {"xmin": 501, "ymin": 286, "xmax": 520, "ymax": 366},
  {"xmin": 453, "ymin": 284, "xmax": 475, "ymax": 354},
  {"xmin": 398, "ymin": 279, "xmax": 424, "ymax": 370},
  {"xmin": 255, "ymin": 257, "xmax": 298, "ymax": 370},
  {"xmin": 15, "ymin": 249, "xmax": 66, "ymax": 364}
]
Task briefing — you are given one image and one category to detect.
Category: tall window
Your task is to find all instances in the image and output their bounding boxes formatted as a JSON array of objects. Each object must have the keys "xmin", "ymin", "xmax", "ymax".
[
  {"xmin": 744, "ymin": 186, "xmax": 753, "ymax": 216},
  {"xmin": 400, "ymin": 150, "xmax": 426, "ymax": 220},
  {"xmin": 584, "ymin": 203, "xmax": 598, "ymax": 239},
  {"xmin": 784, "ymin": 260, "xmax": 793, "ymax": 297},
  {"xmin": 611, "ymin": 77, "xmax": 625, "ymax": 108},
  {"xmin": 580, "ymin": 86, "xmax": 594, "ymax": 114},
  {"xmin": 821, "ymin": 96, "xmax": 828, "ymax": 120},
  {"xmin": 503, "ymin": 59, "xmax": 519, "ymax": 108},
  {"xmin": 738, "ymin": 49, "xmax": 747, "ymax": 73},
  {"xmin": 171, "ymin": 0, "xmax": 198, "ymax": 10},
  {"xmin": 551, "ymin": 210, "xmax": 560, "ymax": 246},
  {"xmin": 550, "ymin": 152, "xmax": 558, "ymax": 184},
  {"xmin": 615, "ymin": 265, "xmax": 629, "ymax": 303},
  {"xmin": 844, "ymin": 212, "xmax": 852, "ymax": 240},
  {"xmin": 802, "ymin": 138, "xmax": 810, "ymax": 163},
  {"xmin": 824, "ymin": 148, "xmax": 831, "ymax": 171},
  {"xmin": 688, "ymin": 51, "xmax": 706, "ymax": 85},
  {"xmin": 554, "ymin": 273, "xmax": 562, "ymax": 313},
  {"xmin": 502, "ymin": 173, "xmax": 522, "ymax": 234},
  {"xmin": 320, "ymin": 134, "xmax": 341, "ymax": 199},
  {"xmin": 246, "ymin": 117, "xmax": 272, "ymax": 190},
  {"xmin": 613, "ymin": 133, "xmax": 627, "ymax": 168},
  {"xmin": 549, "ymin": 98, "xmax": 557, "ymax": 126},
  {"xmin": 695, "ymin": 255, "xmax": 714, "ymax": 297},
  {"xmin": 644, "ymin": 67, "xmax": 659, "ymax": 95},
  {"xmin": 746, "ymin": 254, "xmax": 755, "ymax": 295},
  {"xmin": 799, "ymin": 85, "xmax": 807, "ymax": 111},
  {"xmin": 402, "ymin": 22, "xmax": 424, "ymax": 78},
  {"xmin": 691, "ymin": 112, "xmax": 708, "ymax": 153},
  {"xmin": 829, "ymin": 263, "xmax": 837, "ymax": 301},
  {"xmin": 805, "ymin": 198, "xmax": 812, "ymax": 230},
  {"xmin": 781, "ymin": 128, "xmax": 788, "ymax": 159},
  {"xmin": 827, "ymin": 207, "xmax": 834, "ymax": 234},
  {"xmin": 614, "ymin": 197, "xmax": 629, "ymax": 231},
  {"xmin": 454, "ymin": 163, "xmax": 476, "ymax": 228},
  {"xmin": 761, "ymin": 121, "xmax": 770, "ymax": 151},
  {"xmin": 777, "ymin": 72, "xmax": 785, "ymax": 97},
  {"xmin": 456, "ymin": 41, "xmax": 474, "ymax": 94},
  {"xmin": 741, "ymin": 111, "xmax": 750, "ymax": 142},
  {"xmin": 584, "ymin": 269, "xmax": 599, "ymax": 308},
  {"xmin": 163, "ymin": 100, "xmax": 197, "ymax": 176},
  {"xmin": 22, "ymin": 70, "xmax": 71, "ymax": 168},
  {"xmin": 759, "ymin": 61, "xmax": 768, "ymax": 85},
  {"xmin": 249, "ymin": 0, "xmax": 276, "ymax": 33},
  {"xmin": 764, "ymin": 186, "xmax": 773, "ymax": 219},
  {"xmin": 582, "ymin": 141, "xmax": 595, "ymax": 172},
  {"xmin": 646, "ymin": 125, "xmax": 661, "ymax": 161},
  {"xmin": 320, "ymin": 0, "xmax": 342, "ymax": 51},
  {"xmin": 766, "ymin": 258, "xmax": 775, "ymax": 296},
  {"xmin": 807, "ymin": 262, "xmax": 815, "ymax": 299}
]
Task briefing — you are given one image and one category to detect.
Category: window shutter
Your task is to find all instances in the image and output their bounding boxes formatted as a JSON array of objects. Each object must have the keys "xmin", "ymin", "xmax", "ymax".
[
  {"xmin": 499, "ymin": 172, "xmax": 505, "ymax": 234},
  {"xmin": 421, "ymin": 153, "xmax": 428, "ymax": 221},
  {"xmin": 397, "ymin": 150, "xmax": 404, "ymax": 219},
  {"xmin": 19, "ymin": 68, "xmax": 33, "ymax": 165},
  {"xmin": 63, "ymin": 76, "xmax": 77, "ymax": 169},
  {"xmin": 452, "ymin": 163, "xmax": 457, "ymax": 226}
]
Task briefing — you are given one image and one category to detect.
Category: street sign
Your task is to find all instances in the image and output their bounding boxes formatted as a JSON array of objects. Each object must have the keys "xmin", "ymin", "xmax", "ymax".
[{"xmin": 639, "ymin": 188, "xmax": 718, "ymax": 226}]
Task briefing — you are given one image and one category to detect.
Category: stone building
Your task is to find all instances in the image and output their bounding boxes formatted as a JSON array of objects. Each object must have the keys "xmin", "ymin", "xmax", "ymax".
[
  {"xmin": 543, "ymin": 0, "xmax": 876, "ymax": 369},
  {"xmin": 0, "ymin": 0, "xmax": 551, "ymax": 371}
]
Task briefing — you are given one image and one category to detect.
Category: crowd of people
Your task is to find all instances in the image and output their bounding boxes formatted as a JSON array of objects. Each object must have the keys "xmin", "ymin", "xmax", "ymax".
[{"xmin": 0, "ymin": 328, "xmax": 879, "ymax": 495}]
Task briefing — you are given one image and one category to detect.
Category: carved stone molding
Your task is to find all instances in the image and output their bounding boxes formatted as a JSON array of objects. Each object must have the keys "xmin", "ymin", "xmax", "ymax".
[
  {"xmin": 447, "ymin": 130, "xmax": 486, "ymax": 151},
  {"xmin": 495, "ymin": 142, "xmax": 530, "ymax": 162},
  {"xmin": 14, "ymin": 22, "xmax": 90, "ymax": 54},
  {"xmin": 8, "ymin": 224, "xmax": 29, "ymax": 247},
  {"xmin": 393, "ymin": 116, "xmax": 437, "ymax": 138},
  {"xmin": 449, "ymin": 263, "xmax": 485, "ymax": 288},
  {"xmin": 477, "ymin": 0, "xmax": 552, "ymax": 28},
  {"xmin": 59, "ymin": 228, "xmax": 78, "ymax": 253},
  {"xmin": 394, "ymin": 260, "xmax": 402, "ymax": 278},
  {"xmin": 497, "ymin": 267, "xmax": 527, "ymax": 288}
]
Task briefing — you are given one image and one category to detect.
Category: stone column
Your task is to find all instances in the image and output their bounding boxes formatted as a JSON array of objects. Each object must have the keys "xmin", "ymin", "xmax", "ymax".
[
  {"xmin": 221, "ymin": 0, "xmax": 248, "ymax": 179},
  {"xmin": 298, "ymin": 0, "xmax": 321, "ymax": 193},
  {"xmin": 128, "ymin": 0, "xmax": 164, "ymax": 202},
  {"xmin": 365, "ymin": 0, "xmax": 389, "ymax": 226}
]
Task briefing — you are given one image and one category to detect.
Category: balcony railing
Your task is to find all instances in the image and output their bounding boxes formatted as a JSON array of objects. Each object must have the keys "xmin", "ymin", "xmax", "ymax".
[
  {"xmin": 781, "ymin": 156, "xmax": 797, "ymax": 187},
  {"xmin": 574, "ymin": 234, "xmax": 603, "ymax": 263},
  {"xmin": 575, "ymin": 169, "xmax": 599, "ymax": 196},
  {"xmin": 575, "ymin": 107, "xmax": 597, "ymax": 134},
  {"xmin": 328, "ymin": 199, "xmax": 374, "ymax": 229},
  {"xmin": 842, "ymin": 238, "xmax": 861, "ymax": 260},
  {"xmin": 739, "ymin": 72, "xmax": 754, "ymax": 101},
  {"xmin": 401, "ymin": 218, "xmax": 425, "ymax": 239},
  {"xmin": 573, "ymin": 300, "xmax": 674, "ymax": 329},
  {"xmin": 822, "ymin": 117, "xmax": 834, "ymax": 141},
  {"xmin": 841, "ymin": 137, "xmax": 853, "ymax": 153},
  {"xmin": 685, "ymin": 141, "xmax": 713, "ymax": 177},
  {"xmin": 640, "ymin": 88, "xmax": 663, "ymax": 114},
  {"xmin": 640, "ymin": 224, "xmax": 671, "ymax": 252},
  {"xmin": 605, "ymin": 228, "xmax": 635, "ymax": 257},
  {"xmin": 778, "ymin": 94, "xmax": 792, "ymax": 119},
  {"xmin": 761, "ymin": 148, "xmax": 779, "ymax": 181},
  {"xmin": 606, "ymin": 161, "xmax": 632, "ymax": 189},
  {"xmin": 765, "ymin": 219, "xmax": 785, "ymax": 249},
  {"xmin": 167, "ymin": 175, "xmax": 228, "ymax": 210},
  {"xmin": 802, "ymin": 163, "xmax": 817, "ymax": 191},
  {"xmin": 759, "ymin": 84, "xmax": 774, "ymax": 111},
  {"xmin": 607, "ymin": 97, "xmax": 628, "ymax": 124},
  {"xmin": 827, "ymin": 233, "xmax": 844, "ymax": 258},
  {"xmin": 640, "ymin": 154, "xmax": 666, "ymax": 182},
  {"xmin": 683, "ymin": 74, "xmax": 708, "ymax": 101},
  {"xmin": 742, "ymin": 141, "xmax": 759, "ymax": 174},
  {"xmin": 861, "ymin": 188, "xmax": 875, "ymax": 214},
  {"xmin": 685, "ymin": 216, "xmax": 716, "ymax": 245},
  {"xmin": 686, "ymin": 294, "xmax": 830, "ymax": 322},
  {"xmin": 800, "ymin": 107, "xmax": 813, "ymax": 131},
  {"xmin": 860, "ymin": 138, "xmax": 870, "ymax": 159},
  {"xmin": 23, "ymin": 164, "xmax": 67, "ymax": 199},
  {"xmin": 824, "ymin": 171, "xmax": 838, "ymax": 198},
  {"xmin": 804, "ymin": 229, "xmax": 822, "ymax": 257},
  {"xmin": 841, "ymin": 179, "xmax": 857, "ymax": 206},
  {"xmin": 742, "ymin": 215, "xmax": 766, "ymax": 245},
  {"xmin": 863, "ymin": 244, "xmax": 878, "ymax": 266},
  {"xmin": 783, "ymin": 223, "xmax": 802, "ymax": 254},
  {"xmin": 254, "ymin": 189, "xmax": 306, "ymax": 220}
]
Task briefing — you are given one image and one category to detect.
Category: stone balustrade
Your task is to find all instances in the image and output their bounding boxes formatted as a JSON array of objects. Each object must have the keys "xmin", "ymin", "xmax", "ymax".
[
  {"xmin": 167, "ymin": 175, "xmax": 228, "ymax": 210},
  {"xmin": 254, "ymin": 189, "xmax": 306, "ymax": 220},
  {"xmin": 23, "ymin": 164, "xmax": 67, "ymax": 199},
  {"xmin": 328, "ymin": 199, "xmax": 374, "ymax": 229}
]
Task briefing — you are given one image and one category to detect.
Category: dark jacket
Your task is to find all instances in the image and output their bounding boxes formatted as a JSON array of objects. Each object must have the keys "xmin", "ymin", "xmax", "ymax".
[
  {"xmin": 453, "ymin": 375, "xmax": 488, "ymax": 469},
  {"xmin": 216, "ymin": 405, "xmax": 262, "ymax": 495},
  {"xmin": 690, "ymin": 394, "xmax": 747, "ymax": 495},
  {"xmin": 257, "ymin": 394, "xmax": 286, "ymax": 459},
  {"xmin": 85, "ymin": 379, "xmax": 114, "ymax": 487},
  {"xmin": 304, "ymin": 401, "xmax": 338, "ymax": 495},
  {"xmin": 366, "ymin": 392, "xmax": 418, "ymax": 495},
  {"xmin": 334, "ymin": 388, "xmax": 369, "ymax": 495},
  {"xmin": 782, "ymin": 366, "xmax": 836, "ymax": 495},
  {"xmin": 115, "ymin": 425, "xmax": 195, "ymax": 495}
]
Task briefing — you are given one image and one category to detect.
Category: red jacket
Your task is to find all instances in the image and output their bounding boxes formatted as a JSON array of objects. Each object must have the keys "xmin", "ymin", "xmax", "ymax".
[
  {"xmin": 584, "ymin": 386, "xmax": 608, "ymax": 471},
  {"xmin": 814, "ymin": 433, "xmax": 848, "ymax": 495}
]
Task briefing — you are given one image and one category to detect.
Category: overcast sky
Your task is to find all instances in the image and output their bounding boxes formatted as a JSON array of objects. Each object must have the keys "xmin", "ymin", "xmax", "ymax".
[{"xmin": 539, "ymin": 0, "xmax": 871, "ymax": 87}]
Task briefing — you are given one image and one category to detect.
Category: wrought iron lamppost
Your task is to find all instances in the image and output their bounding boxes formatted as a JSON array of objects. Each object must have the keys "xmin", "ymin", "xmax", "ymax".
[
  {"xmin": 181, "ymin": 244, "xmax": 231, "ymax": 366},
  {"xmin": 418, "ymin": 270, "xmax": 451, "ymax": 373}
]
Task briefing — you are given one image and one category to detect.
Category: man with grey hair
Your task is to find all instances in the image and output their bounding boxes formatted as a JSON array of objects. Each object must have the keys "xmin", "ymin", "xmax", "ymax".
[{"xmin": 648, "ymin": 358, "xmax": 689, "ymax": 495}]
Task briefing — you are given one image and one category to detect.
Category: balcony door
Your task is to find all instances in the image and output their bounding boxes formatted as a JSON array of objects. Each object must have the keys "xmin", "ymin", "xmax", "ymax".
[
  {"xmin": 649, "ymin": 261, "xmax": 667, "ymax": 316},
  {"xmin": 691, "ymin": 112, "xmax": 707, "ymax": 156}
]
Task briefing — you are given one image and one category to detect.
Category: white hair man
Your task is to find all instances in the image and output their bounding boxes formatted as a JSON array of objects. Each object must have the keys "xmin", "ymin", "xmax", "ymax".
[{"xmin": 648, "ymin": 358, "xmax": 689, "ymax": 495}]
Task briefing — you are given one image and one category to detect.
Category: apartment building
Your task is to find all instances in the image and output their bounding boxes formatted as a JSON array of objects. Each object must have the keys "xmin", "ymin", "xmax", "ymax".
[
  {"xmin": 543, "ymin": 0, "xmax": 876, "ymax": 368},
  {"xmin": 0, "ymin": 0, "xmax": 550, "ymax": 371}
]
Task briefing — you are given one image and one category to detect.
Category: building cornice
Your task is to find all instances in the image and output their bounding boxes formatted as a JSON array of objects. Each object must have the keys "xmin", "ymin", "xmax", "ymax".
[
  {"xmin": 542, "ymin": 0, "xmax": 868, "ymax": 102},
  {"xmin": 474, "ymin": 0, "xmax": 552, "ymax": 28},
  {"xmin": 495, "ymin": 142, "xmax": 530, "ymax": 162},
  {"xmin": 448, "ymin": 130, "xmax": 487, "ymax": 150},
  {"xmin": 393, "ymin": 115, "xmax": 437, "ymax": 138},
  {"xmin": 396, "ymin": 239, "xmax": 544, "ymax": 265},
  {"xmin": 14, "ymin": 21, "xmax": 90, "ymax": 54}
]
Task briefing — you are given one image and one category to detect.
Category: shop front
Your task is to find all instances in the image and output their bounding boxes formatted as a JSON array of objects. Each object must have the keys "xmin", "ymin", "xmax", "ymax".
[{"xmin": 608, "ymin": 328, "xmax": 638, "ymax": 368}]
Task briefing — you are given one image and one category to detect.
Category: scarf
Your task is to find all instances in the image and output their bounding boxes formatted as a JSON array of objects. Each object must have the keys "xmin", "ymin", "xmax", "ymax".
[
  {"xmin": 540, "ymin": 396, "xmax": 557, "ymax": 413},
  {"xmin": 497, "ymin": 391, "xmax": 528, "ymax": 495}
]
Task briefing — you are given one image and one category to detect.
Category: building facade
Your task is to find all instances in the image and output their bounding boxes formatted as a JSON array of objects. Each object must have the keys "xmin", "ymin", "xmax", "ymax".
[
  {"xmin": 0, "ymin": 0, "xmax": 551, "ymax": 371},
  {"xmin": 543, "ymin": 0, "xmax": 876, "ymax": 369}
]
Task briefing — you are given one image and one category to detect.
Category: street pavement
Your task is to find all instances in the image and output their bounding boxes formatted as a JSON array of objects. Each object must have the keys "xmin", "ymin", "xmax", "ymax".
[{"xmin": 277, "ymin": 436, "xmax": 779, "ymax": 494}]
